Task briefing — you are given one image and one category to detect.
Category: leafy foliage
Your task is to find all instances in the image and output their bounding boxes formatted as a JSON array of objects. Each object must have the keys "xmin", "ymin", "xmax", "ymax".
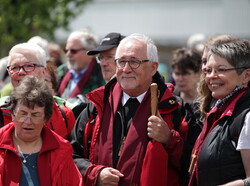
[{"xmin": 0, "ymin": 0, "xmax": 91, "ymax": 57}]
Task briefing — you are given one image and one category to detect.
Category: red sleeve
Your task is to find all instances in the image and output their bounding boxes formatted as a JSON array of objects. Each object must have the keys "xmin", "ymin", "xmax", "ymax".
[
  {"xmin": 162, "ymin": 113, "xmax": 184, "ymax": 186},
  {"xmin": 163, "ymin": 129, "xmax": 183, "ymax": 186},
  {"xmin": 55, "ymin": 153, "xmax": 83, "ymax": 186},
  {"xmin": 66, "ymin": 158, "xmax": 84, "ymax": 186},
  {"xmin": 83, "ymin": 164, "xmax": 106, "ymax": 186},
  {"xmin": 161, "ymin": 113, "xmax": 184, "ymax": 169},
  {"xmin": 165, "ymin": 129, "xmax": 183, "ymax": 164}
]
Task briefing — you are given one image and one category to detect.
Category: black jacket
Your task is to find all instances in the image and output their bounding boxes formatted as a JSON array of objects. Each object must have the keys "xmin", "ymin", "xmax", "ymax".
[{"xmin": 198, "ymin": 89, "xmax": 250, "ymax": 186}]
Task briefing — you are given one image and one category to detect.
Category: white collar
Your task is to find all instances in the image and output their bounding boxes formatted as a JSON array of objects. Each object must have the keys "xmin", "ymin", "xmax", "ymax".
[{"xmin": 122, "ymin": 91, "xmax": 147, "ymax": 106}]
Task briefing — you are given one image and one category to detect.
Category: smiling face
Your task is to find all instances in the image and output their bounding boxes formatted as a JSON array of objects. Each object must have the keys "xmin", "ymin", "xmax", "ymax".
[
  {"xmin": 9, "ymin": 53, "xmax": 45, "ymax": 87},
  {"xmin": 115, "ymin": 39, "xmax": 158, "ymax": 97},
  {"xmin": 13, "ymin": 102, "xmax": 46, "ymax": 143},
  {"xmin": 205, "ymin": 54, "xmax": 249, "ymax": 99}
]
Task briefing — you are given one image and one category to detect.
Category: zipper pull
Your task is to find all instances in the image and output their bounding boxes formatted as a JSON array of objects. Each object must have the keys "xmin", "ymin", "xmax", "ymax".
[
  {"xmin": 188, "ymin": 149, "xmax": 198, "ymax": 174},
  {"xmin": 118, "ymin": 136, "xmax": 126, "ymax": 156}
]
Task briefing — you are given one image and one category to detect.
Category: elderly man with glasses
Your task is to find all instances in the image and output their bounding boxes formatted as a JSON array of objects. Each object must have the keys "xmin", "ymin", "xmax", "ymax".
[
  {"xmin": 70, "ymin": 33, "xmax": 186, "ymax": 186},
  {"xmin": 87, "ymin": 32, "xmax": 125, "ymax": 83},
  {"xmin": 57, "ymin": 29, "xmax": 105, "ymax": 100}
]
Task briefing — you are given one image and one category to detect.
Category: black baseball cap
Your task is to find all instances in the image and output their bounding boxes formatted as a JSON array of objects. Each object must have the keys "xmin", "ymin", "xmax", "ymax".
[{"xmin": 87, "ymin": 32, "xmax": 125, "ymax": 55}]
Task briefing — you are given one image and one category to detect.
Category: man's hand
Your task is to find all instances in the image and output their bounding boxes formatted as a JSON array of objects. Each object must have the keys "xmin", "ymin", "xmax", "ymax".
[
  {"xmin": 97, "ymin": 167, "xmax": 124, "ymax": 186},
  {"xmin": 147, "ymin": 113, "xmax": 171, "ymax": 144}
]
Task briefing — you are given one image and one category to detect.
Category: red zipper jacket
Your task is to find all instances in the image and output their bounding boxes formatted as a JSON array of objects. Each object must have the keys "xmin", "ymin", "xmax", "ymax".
[
  {"xmin": 71, "ymin": 72, "xmax": 188, "ymax": 186},
  {"xmin": 0, "ymin": 123, "xmax": 83, "ymax": 186}
]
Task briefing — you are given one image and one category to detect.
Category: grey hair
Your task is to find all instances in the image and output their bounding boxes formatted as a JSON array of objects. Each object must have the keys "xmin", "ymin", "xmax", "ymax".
[
  {"xmin": 208, "ymin": 39, "xmax": 250, "ymax": 74},
  {"xmin": 27, "ymin": 36, "xmax": 50, "ymax": 60},
  {"xmin": 68, "ymin": 28, "xmax": 99, "ymax": 50},
  {"xmin": 116, "ymin": 33, "xmax": 159, "ymax": 63},
  {"xmin": 8, "ymin": 42, "xmax": 47, "ymax": 67},
  {"xmin": 8, "ymin": 75, "xmax": 53, "ymax": 121}
]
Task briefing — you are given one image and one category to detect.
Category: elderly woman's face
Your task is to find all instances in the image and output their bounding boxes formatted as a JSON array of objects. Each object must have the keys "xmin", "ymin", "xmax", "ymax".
[
  {"xmin": 9, "ymin": 53, "xmax": 45, "ymax": 87},
  {"xmin": 13, "ymin": 101, "xmax": 45, "ymax": 142},
  {"xmin": 204, "ymin": 54, "xmax": 247, "ymax": 99}
]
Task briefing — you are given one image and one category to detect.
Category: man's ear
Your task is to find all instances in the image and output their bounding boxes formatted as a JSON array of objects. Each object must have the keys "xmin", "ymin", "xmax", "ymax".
[
  {"xmin": 242, "ymin": 68, "xmax": 250, "ymax": 86},
  {"xmin": 151, "ymin": 62, "xmax": 159, "ymax": 76}
]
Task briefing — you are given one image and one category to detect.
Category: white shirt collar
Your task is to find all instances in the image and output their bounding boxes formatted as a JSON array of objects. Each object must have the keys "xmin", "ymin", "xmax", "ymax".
[{"xmin": 122, "ymin": 91, "xmax": 147, "ymax": 106}]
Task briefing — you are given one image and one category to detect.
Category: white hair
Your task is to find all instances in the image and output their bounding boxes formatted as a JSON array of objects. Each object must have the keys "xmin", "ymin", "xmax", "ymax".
[
  {"xmin": 68, "ymin": 28, "xmax": 99, "ymax": 50},
  {"xmin": 8, "ymin": 42, "xmax": 47, "ymax": 66},
  {"xmin": 27, "ymin": 36, "xmax": 50, "ymax": 60},
  {"xmin": 116, "ymin": 33, "xmax": 159, "ymax": 63}
]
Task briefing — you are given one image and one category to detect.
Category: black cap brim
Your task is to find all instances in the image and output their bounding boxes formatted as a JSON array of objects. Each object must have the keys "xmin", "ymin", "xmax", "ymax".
[{"xmin": 87, "ymin": 45, "xmax": 117, "ymax": 55}]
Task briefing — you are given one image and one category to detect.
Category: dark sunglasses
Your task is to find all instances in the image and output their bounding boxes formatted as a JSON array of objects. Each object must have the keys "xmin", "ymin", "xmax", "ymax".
[{"xmin": 64, "ymin": 48, "xmax": 85, "ymax": 54}]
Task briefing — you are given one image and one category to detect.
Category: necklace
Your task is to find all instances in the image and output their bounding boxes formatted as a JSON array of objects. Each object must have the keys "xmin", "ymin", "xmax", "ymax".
[
  {"xmin": 19, "ymin": 152, "xmax": 32, "ymax": 163},
  {"xmin": 18, "ymin": 152, "xmax": 39, "ymax": 170},
  {"xmin": 12, "ymin": 133, "xmax": 42, "ymax": 164}
]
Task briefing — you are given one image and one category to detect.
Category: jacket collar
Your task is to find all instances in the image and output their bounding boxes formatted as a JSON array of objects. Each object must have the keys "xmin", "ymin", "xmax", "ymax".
[
  {"xmin": 86, "ymin": 71, "xmax": 180, "ymax": 118},
  {"xmin": 0, "ymin": 123, "xmax": 60, "ymax": 154}
]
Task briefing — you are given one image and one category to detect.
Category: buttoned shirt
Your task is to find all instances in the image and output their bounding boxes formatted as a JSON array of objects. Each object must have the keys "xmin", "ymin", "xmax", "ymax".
[{"xmin": 69, "ymin": 67, "xmax": 88, "ymax": 92}]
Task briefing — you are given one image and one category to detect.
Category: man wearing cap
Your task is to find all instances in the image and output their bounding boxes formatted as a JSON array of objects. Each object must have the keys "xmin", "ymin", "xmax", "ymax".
[
  {"xmin": 87, "ymin": 32, "xmax": 125, "ymax": 82},
  {"xmin": 57, "ymin": 29, "xmax": 105, "ymax": 99}
]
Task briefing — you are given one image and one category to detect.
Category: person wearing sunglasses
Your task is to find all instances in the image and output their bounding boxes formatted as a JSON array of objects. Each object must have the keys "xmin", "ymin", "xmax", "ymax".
[
  {"xmin": 57, "ymin": 28, "xmax": 105, "ymax": 100},
  {"xmin": 87, "ymin": 32, "xmax": 125, "ymax": 82}
]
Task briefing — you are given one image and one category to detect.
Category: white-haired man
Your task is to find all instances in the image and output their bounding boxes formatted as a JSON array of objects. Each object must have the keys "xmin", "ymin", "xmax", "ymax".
[
  {"xmin": 70, "ymin": 33, "xmax": 186, "ymax": 186},
  {"xmin": 57, "ymin": 29, "xmax": 105, "ymax": 99}
]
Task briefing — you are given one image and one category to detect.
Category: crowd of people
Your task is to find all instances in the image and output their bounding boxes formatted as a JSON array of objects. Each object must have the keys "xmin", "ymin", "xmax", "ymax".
[{"xmin": 0, "ymin": 29, "xmax": 249, "ymax": 186}]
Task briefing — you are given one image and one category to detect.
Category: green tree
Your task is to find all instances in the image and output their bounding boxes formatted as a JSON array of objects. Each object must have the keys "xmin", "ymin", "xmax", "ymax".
[{"xmin": 0, "ymin": 0, "xmax": 91, "ymax": 58}]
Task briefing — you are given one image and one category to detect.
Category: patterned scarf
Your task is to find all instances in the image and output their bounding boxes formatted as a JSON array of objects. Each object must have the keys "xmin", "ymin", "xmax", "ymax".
[{"xmin": 213, "ymin": 86, "xmax": 245, "ymax": 109}]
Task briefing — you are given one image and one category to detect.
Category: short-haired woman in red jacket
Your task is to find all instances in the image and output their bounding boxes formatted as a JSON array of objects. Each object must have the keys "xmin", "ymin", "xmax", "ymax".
[{"xmin": 0, "ymin": 75, "xmax": 83, "ymax": 186}]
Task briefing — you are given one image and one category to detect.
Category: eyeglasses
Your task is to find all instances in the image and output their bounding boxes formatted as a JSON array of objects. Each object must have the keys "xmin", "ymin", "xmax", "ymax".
[
  {"xmin": 7, "ymin": 64, "xmax": 44, "ymax": 74},
  {"xmin": 13, "ymin": 111, "xmax": 45, "ymax": 124},
  {"xmin": 64, "ymin": 48, "xmax": 85, "ymax": 54},
  {"xmin": 114, "ymin": 57, "xmax": 150, "ymax": 69},
  {"xmin": 202, "ymin": 67, "xmax": 248, "ymax": 75},
  {"xmin": 96, "ymin": 55, "xmax": 115, "ymax": 64}
]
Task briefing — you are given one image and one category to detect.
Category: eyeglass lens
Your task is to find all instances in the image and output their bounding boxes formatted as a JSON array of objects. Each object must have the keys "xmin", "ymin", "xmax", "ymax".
[
  {"xmin": 115, "ymin": 58, "xmax": 149, "ymax": 69},
  {"xmin": 7, "ymin": 64, "xmax": 42, "ymax": 74}
]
